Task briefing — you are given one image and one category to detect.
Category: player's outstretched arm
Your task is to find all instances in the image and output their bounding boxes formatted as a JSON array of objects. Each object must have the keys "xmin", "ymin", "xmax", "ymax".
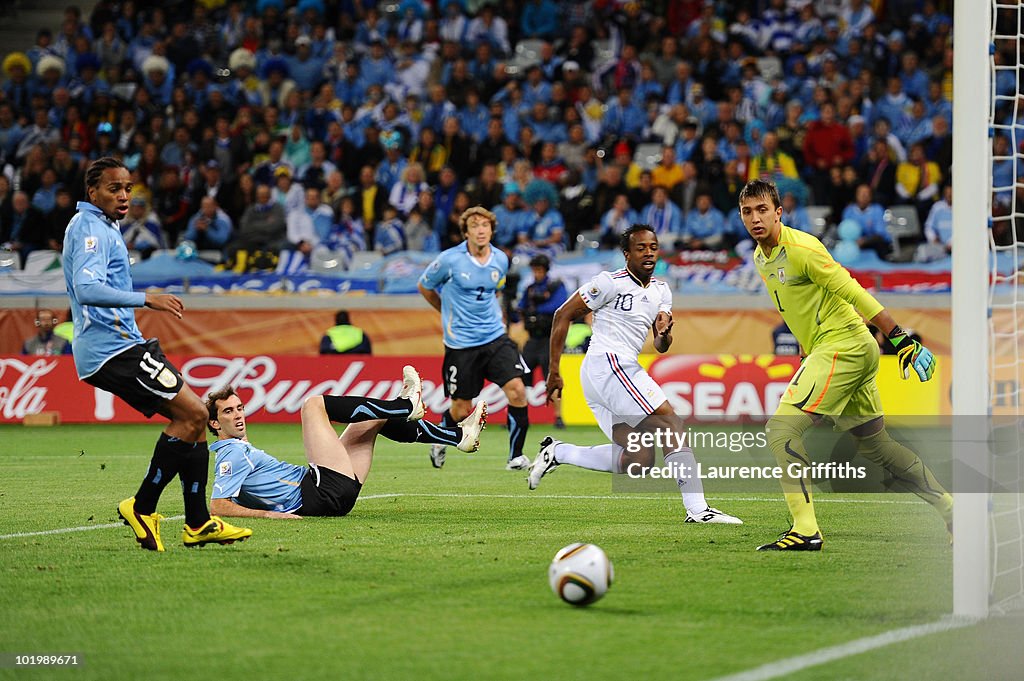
[
  {"xmin": 869, "ymin": 310, "xmax": 936, "ymax": 382},
  {"xmin": 547, "ymin": 293, "xmax": 591, "ymax": 403},
  {"xmin": 210, "ymin": 496, "xmax": 302, "ymax": 519},
  {"xmin": 144, "ymin": 292, "xmax": 185, "ymax": 319},
  {"xmin": 653, "ymin": 311, "xmax": 674, "ymax": 353}
]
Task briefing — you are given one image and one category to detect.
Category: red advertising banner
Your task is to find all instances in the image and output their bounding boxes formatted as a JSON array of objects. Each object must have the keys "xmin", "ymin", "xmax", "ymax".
[{"xmin": 0, "ymin": 355, "xmax": 555, "ymax": 425}]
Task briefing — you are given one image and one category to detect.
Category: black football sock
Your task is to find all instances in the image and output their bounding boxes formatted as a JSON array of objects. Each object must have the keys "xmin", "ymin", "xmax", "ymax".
[
  {"xmin": 379, "ymin": 420, "xmax": 462, "ymax": 447},
  {"xmin": 133, "ymin": 433, "xmax": 186, "ymax": 515},
  {"xmin": 323, "ymin": 395, "xmax": 413, "ymax": 422},
  {"xmin": 440, "ymin": 409, "xmax": 457, "ymax": 428},
  {"xmin": 179, "ymin": 442, "xmax": 212, "ymax": 528},
  {"xmin": 507, "ymin": 405, "xmax": 529, "ymax": 460}
]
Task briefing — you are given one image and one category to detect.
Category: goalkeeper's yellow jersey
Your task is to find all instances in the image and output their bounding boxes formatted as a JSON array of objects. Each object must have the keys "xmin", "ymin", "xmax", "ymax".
[{"xmin": 753, "ymin": 224, "xmax": 884, "ymax": 353}]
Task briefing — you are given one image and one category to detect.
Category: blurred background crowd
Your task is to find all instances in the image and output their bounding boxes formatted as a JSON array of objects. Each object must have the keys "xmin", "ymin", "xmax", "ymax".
[{"xmin": 0, "ymin": 0, "xmax": 964, "ymax": 274}]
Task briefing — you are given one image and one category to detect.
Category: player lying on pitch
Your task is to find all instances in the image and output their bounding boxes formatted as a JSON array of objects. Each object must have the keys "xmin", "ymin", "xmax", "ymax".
[{"xmin": 206, "ymin": 367, "xmax": 485, "ymax": 518}]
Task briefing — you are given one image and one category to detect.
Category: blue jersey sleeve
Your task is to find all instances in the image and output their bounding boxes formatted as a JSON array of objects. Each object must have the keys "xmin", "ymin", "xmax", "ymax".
[
  {"xmin": 419, "ymin": 251, "xmax": 451, "ymax": 291},
  {"xmin": 68, "ymin": 225, "xmax": 146, "ymax": 308},
  {"xmin": 211, "ymin": 442, "xmax": 251, "ymax": 500}
]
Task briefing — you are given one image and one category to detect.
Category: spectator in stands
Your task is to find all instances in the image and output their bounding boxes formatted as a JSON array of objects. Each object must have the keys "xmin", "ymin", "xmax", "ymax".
[
  {"xmin": 629, "ymin": 169, "xmax": 655, "ymax": 213},
  {"xmin": 842, "ymin": 183, "xmax": 892, "ymax": 258},
  {"xmin": 749, "ymin": 130, "xmax": 800, "ymax": 184},
  {"xmin": 3, "ymin": 191, "xmax": 49, "ymax": 267},
  {"xmin": 46, "ymin": 187, "xmax": 76, "ymax": 250},
  {"xmin": 23, "ymin": 307, "xmax": 71, "ymax": 356},
  {"xmin": 374, "ymin": 206, "xmax": 406, "ymax": 256},
  {"xmin": 896, "ymin": 141, "xmax": 942, "ymax": 224},
  {"xmin": 780, "ymin": 191, "xmax": 812, "ymax": 234},
  {"xmin": 915, "ymin": 183, "xmax": 952, "ymax": 262},
  {"xmin": 270, "ymin": 165, "xmax": 301, "ymax": 216},
  {"xmin": 279, "ymin": 186, "xmax": 333, "ymax": 274},
  {"xmin": 491, "ymin": 184, "xmax": 528, "ymax": 252},
  {"xmin": 183, "ymin": 196, "xmax": 233, "ymax": 253},
  {"xmin": 389, "ymin": 163, "xmax": 430, "ymax": 218},
  {"xmin": 534, "ymin": 141, "xmax": 569, "ymax": 184},
  {"xmin": 355, "ymin": 164, "xmax": 390, "ymax": 246},
  {"xmin": 319, "ymin": 310, "xmax": 372, "ymax": 355},
  {"xmin": 922, "ymin": 114, "xmax": 951, "ymax": 180},
  {"xmin": 682, "ymin": 190, "xmax": 727, "ymax": 250},
  {"xmin": 229, "ymin": 183, "xmax": 287, "ymax": 270},
  {"xmin": 601, "ymin": 193, "xmax": 639, "ymax": 245},
  {"xmin": 641, "ymin": 184, "xmax": 683, "ymax": 240},
  {"xmin": 651, "ymin": 145, "xmax": 684, "ymax": 192},
  {"xmin": 468, "ymin": 163, "xmax": 504, "ymax": 211},
  {"xmin": 895, "ymin": 97, "xmax": 932, "ymax": 148},
  {"xmin": 518, "ymin": 182, "xmax": 566, "ymax": 258},
  {"xmin": 121, "ymin": 193, "xmax": 166, "ymax": 260},
  {"xmin": 803, "ymin": 101, "xmax": 854, "ymax": 205}
]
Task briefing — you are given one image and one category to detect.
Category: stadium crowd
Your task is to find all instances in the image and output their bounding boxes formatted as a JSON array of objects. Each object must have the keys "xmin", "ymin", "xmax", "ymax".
[{"xmin": 0, "ymin": 0, "xmax": 961, "ymax": 274}]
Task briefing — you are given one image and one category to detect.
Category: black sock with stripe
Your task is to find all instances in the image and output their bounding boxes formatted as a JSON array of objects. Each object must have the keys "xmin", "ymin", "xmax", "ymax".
[
  {"xmin": 379, "ymin": 420, "xmax": 462, "ymax": 447},
  {"xmin": 323, "ymin": 395, "xmax": 413, "ymax": 422},
  {"xmin": 507, "ymin": 405, "xmax": 529, "ymax": 460},
  {"xmin": 440, "ymin": 409, "xmax": 457, "ymax": 428},
  {"xmin": 179, "ymin": 442, "xmax": 211, "ymax": 529},
  {"xmin": 133, "ymin": 433, "xmax": 187, "ymax": 515}
]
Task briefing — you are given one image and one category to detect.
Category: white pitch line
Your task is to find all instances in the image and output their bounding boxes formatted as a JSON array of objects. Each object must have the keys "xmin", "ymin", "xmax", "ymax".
[
  {"xmin": 704, "ymin": 617, "xmax": 978, "ymax": 681},
  {"xmin": 0, "ymin": 493, "xmax": 919, "ymax": 541},
  {"xmin": 0, "ymin": 515, "xmax": 185, "ymax": 539}
]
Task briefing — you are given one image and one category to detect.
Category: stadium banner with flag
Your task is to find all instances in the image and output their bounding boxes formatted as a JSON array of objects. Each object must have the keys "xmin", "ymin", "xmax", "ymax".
[
  {"xmin": 0, "ymin": 354, "xmax": 944, "ymax": 425},
  {"xmin": 0, "ymin": 308, "xmax": 951, "ymax": 357}
]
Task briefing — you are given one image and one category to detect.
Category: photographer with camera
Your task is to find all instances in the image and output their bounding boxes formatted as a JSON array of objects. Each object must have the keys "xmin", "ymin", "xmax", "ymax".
[{"xmin": 518, "ymin": 254, "xmax": 569, "ymax": 428}]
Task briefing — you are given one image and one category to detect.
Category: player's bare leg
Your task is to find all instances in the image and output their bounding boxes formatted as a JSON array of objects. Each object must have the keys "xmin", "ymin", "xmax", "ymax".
[{"xmin": 301, "ymin": 395, "xmax": 384, "ymax": 483}]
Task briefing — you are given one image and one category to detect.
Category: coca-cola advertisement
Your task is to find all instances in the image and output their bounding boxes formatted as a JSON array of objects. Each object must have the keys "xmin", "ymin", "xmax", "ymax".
[{"xmin": 0, "ymin": 356, "xmax": 555, "ymax": 424}]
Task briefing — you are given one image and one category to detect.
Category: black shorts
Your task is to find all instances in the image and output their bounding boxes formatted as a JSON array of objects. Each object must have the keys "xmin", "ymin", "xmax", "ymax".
[
  {"xmin": 522, "ymin": 337, "xmax": 550, "ymax": 385},
  {"xmin": 443, "ymin": 335, "xmax": 527, "ymax": 400},
  {"xmin": 84, "ymin": 339, "xmax": 184, "ymax": 418},
  {"xmin": 297, "ymin": 464, "xmax": 362, "ymax": 517}
]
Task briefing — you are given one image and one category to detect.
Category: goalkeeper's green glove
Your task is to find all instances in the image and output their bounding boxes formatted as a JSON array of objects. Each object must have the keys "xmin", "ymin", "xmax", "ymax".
[{"xmin": 888, "ymin": 325, "xmax": 935, "ymax": 381}]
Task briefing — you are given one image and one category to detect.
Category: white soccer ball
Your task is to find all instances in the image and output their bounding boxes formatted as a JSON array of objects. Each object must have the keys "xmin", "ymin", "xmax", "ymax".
[{"xmin": 548, "ymin": 543, "xmax": 614, "ymax": 606}]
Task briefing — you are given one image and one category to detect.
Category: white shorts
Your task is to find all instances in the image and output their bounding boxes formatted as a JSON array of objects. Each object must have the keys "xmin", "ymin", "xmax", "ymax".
[{"xmin": 580, "ymin": 352, "xmax": 668, "ymax": 440}]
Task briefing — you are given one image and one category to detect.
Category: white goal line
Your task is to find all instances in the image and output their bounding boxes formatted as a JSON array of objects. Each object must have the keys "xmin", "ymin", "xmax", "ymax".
[
  {"xmin": 703, "ymin": 617, "xmax": 979, "ymax": 681},
  {"xmin": 0, "ymin": 493, "xmax": 920, "ymax": 541}
]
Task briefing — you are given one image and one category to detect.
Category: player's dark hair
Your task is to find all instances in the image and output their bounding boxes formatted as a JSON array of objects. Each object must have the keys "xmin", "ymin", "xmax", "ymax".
[
  {"xmin": 738, "ymin": 179, "xmax": 781, "ymax": 210},
  {"xmin": 620, "ymin": 224, "xmax": 656, "ymax": 252},
  {"xmin": 84, "ymin": 156, "xmax": 128, "ymax": 194},
  {"xmin": 205, "ymin": 385, "xmax": 238, "ymax": 435},
  {"xmin": 335, "ymin": 310, "xmax": 350, "ymax": 325}
]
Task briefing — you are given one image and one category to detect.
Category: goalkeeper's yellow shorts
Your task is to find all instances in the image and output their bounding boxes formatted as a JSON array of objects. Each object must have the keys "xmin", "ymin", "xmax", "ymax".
[{"xmin": 779, "ymin": 330, "xmax": 883, "ymax": 430}]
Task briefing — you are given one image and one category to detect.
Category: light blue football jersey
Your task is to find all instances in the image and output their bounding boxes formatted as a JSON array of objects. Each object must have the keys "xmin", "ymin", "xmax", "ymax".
[
  {"xmin": 419, "ymin": 242, "xmax": 508, "ymax": 349},
  {"xmin": 62, "ymin": 202, "xmax": 147, "ymax": 379},
  {"xmin": 210, "ymin": 439, "xmax": 307, "ymax": 513}
]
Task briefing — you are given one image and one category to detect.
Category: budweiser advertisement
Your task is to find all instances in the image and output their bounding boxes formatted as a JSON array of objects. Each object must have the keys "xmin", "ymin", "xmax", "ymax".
[
  {"xmin": 0, "ymin": 354, "xmax": 944, "ymax": 425},
  {"xmin": 0, "ymin": 355, "xmax": 555, "ymax": 424}
]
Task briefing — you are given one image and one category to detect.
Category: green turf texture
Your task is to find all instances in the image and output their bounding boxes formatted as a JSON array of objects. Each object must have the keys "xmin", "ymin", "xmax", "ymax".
[{"xmin": 0, "ymin": 423, "xmax": 1006, "ymax": 680}]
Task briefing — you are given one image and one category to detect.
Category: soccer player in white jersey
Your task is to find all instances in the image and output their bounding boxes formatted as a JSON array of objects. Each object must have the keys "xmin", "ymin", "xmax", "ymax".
[{"xmin": 528, "ymin": 224, "xmax": 742, "ymax": 524}]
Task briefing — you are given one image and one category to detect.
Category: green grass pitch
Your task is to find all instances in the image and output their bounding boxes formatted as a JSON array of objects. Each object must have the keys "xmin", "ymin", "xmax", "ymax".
[{"xmin": 0, "ymin": 423, "xmax": 1020, "ymax": 680}]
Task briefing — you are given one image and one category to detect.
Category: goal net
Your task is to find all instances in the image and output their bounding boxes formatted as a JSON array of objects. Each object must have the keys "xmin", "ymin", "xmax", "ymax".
[
  {"xmin": 956, "ymin": 0, "xmax": 1024, "ymax": 617},
  {"xmin": 988, "ymin": 1, "xmax": 1024, "ymax": 613}
]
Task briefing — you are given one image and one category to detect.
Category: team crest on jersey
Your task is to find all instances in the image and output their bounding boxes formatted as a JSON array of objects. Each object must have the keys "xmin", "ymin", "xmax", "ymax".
[
  {"xmin": 156, "ymin": 368, "xmax": 178, "ymax": 389},
  {"xmin": 84, "ymin": 236, "xmax": 98, "ymax": 253},
  {"xmin": 219, "ymin": 461, "xmax": 232, "ymax": 476},
  {"xmin": 490, "ymin": 269, "xmax": 499, "ymax": 282},
  {"xmin": 589, "ymin": 286, "xmax": 599, "ymax": 297},
  {"xmin": 777, "ymin": 268, "xmax": 786, "ymax": 283}
]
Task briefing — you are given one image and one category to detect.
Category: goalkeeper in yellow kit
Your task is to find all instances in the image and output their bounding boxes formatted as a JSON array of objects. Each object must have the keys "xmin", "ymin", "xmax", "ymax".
[{"xmin": 738, "ymin": 179, "xmax": 952, "ymax": 551}]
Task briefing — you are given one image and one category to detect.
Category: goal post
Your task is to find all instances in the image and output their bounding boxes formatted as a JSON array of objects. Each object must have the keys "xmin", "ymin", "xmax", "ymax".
[{"xmin": 951, "ymin": 0, "xmax": 992, "ymax": 619}]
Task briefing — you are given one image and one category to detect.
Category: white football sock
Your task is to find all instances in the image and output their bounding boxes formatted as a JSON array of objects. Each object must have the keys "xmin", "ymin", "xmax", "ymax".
[
  {"xmin": 665, "ymin": 448, "xmax": 708, "ymax": 515},
  {"xmin": 554, "ymin": 442, "xmax": 621, "ymax": 473}
]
